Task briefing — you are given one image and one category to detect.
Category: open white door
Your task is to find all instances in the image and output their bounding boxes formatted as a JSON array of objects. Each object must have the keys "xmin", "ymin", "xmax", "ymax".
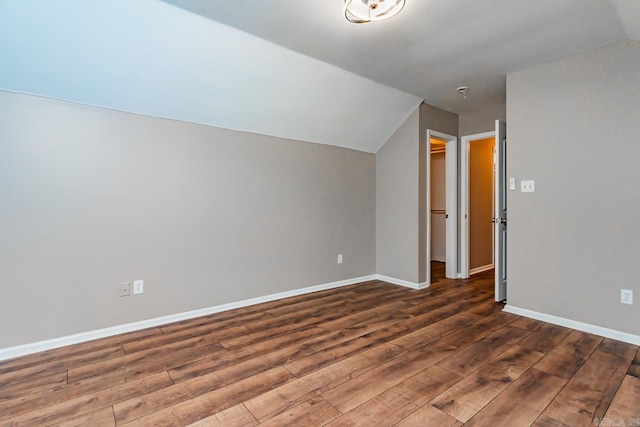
[{"xmin": 493, "ymin": 120, "xmax": 507, "ymax": 301}]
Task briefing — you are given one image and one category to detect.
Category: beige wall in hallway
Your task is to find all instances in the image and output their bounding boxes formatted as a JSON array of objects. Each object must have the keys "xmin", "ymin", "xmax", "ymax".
[{"xmin": 469, "ymin": 137, "xmax": 495, "ymax": 270}]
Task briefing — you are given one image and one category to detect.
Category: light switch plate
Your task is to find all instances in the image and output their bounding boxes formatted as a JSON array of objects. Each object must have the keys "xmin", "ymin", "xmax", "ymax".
[
  {"xmin": 509, "ymin": 177, "xmax": 516, "ymax": 191},
  {"xmin": 521, "ymin": 180, "xmax": 535, "ymax": 192},
  {"xmin": 133, "ymin": 279, "xmax": 144, "ymax": 295}
]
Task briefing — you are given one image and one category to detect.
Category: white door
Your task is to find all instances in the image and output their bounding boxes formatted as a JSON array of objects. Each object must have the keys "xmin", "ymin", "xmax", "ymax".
[{"xmin": 494, "ymin": 120, "xmax": 507, "ymax": 301}]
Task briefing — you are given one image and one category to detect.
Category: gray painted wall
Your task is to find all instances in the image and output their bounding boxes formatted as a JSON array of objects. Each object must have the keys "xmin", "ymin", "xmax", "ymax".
[
  {"xmin": 507, "ymin": 40, "xmax": 640, "ymax": 335},
  {"xmin": 375, "ymin": 103, "xmax": 459, "ymax": 285},
  {"xmin": 459, "ymin": 101, "xmax": 506, "ymax": 136},
  {"xmin": 0, "ymin": 91, "xmax": 376, "ymax": 348},
  {"xmin": 376, "ymin": 108, "xmax": 420, "ymax": 283}
]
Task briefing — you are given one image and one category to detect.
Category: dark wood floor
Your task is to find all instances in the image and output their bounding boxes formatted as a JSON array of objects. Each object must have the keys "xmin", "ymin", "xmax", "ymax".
[
  {"xmin": 1, "ymin": 271, "xmax": 639, "ymax": 426},
  {"xmin": 431, "ymin": 260, "xmax": 446, "ymax": 283}
]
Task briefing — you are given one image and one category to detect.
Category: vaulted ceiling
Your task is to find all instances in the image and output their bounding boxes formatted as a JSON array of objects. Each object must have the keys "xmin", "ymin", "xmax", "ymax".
[
  {"xmin": 164, "ymin": 0, "xmax": 640, "ymax": 114},
  {"xmin": 1, "ymin": 1, "xmax": 638, "ymax": 153}
]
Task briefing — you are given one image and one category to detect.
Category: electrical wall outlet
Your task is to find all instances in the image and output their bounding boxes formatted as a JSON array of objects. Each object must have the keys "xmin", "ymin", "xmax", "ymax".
[
  {"xmin": 621, "ymin": 289, "xmax": 633, "ymax": 305},
  {"xmin": 133, "ymin": 279, "xmax": 144, "ymax": 295},
  {"xmin": 338, "ymin": 254, "xmax": 343, "ymax": 264},
  {"xmin": 120, "ymin": 282, "xmax": 130, "ymax": 297},
  {"xmin": 521, "ymin": 180, "xmax": 535, "ymax": 192}
]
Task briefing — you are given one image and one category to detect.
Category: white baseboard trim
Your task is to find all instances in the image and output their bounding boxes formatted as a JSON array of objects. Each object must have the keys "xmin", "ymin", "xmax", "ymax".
[
  {"xmin": 470, "ymin": 264, "xmax": 494, "ymax": 275},
  {"xmin": 504, "ymin": 305, "xmax": 640, "ymax": 346},
  {"xmin": 431, "ymin": 257, "xmax": 446, "ymax": 263},
  {"xmin": 0, "ymin": 274, "xmax": 377, "ymax": 362},
  {"xmin": 375, "ymin": 274, "xmax": 430, "ymax": 290}
]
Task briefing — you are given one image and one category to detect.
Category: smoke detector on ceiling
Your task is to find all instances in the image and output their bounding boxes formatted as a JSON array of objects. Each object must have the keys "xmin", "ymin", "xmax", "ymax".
[{"xmin": 457, "ymin": 86, "xmax": 469, "ymax": 99}]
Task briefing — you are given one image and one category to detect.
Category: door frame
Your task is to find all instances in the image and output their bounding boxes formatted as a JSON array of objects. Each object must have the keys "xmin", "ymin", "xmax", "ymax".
[
  {"xmin": 426, "ymin": 130, "xmax": 458, "ymax": 282},
  {"xmin": 460, "ymin": 130, "xmax": 495, "ymax": 279}
]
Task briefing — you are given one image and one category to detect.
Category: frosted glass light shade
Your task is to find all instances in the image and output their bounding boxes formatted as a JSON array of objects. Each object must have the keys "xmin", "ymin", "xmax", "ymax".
[{"xmin": 344, "ymin": 0, "xmax": 405, "ymax": 23}]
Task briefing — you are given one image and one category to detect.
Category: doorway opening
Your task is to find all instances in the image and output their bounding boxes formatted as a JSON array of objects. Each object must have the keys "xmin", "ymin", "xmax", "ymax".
[
  {"xmin": 460, "ymin": 132, "xmax": 496, "ymax": 279},
  {"xmin": 430, "ymin": 138, "xmax": 446, "ymax": 282},
  {"xmin": 426, "ymin": 130, "xmax": 457, "ymax": 286},
  {"xmin": 461, "ymin": 121, "xmax": 507, "ymax": 301}
]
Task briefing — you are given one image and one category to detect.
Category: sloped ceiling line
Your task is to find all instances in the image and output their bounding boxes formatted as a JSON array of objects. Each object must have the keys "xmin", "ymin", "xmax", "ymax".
[{"xmin": 0, "ymin": 0, "xmax": 422, "ymax": 154}]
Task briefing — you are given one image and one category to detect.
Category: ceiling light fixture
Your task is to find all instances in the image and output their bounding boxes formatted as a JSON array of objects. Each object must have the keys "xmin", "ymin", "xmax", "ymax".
[
  {"xmin": 344, "ymin": 0, "xmax": 406, "ymax": 24},
  {"xmin": 457, "ymin": 86, "xmax": 469, "ymax": 99}
]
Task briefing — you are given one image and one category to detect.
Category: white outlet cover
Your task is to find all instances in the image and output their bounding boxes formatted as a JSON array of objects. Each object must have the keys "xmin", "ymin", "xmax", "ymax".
[
  {"xmin": 521, "ymin": 180, "xmax": 535, "ymax": 192},
  {"xmin": 120, "ymin": 282, "xmax": 130, "ymax": 297},
  {"xmin": 133, "ymin": 279, "xmax": 144, "ymax": 295},
  {"xmin": 621, "ymin": 289, "xmax": 633, "ymax": 305}
]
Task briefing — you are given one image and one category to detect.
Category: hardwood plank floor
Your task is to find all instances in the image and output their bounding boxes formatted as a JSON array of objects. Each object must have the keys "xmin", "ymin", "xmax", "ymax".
[{"xmin": 1, "ymin": 270, "xmax": 638, "ymax": 426}]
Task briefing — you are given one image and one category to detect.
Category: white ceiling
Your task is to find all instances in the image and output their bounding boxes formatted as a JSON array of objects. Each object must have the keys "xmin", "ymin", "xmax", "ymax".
[
  {"xmin": 163, "ymin": 0, "xmax": 640, "ymax": 114},
  {"xmin": 1, "ymin": 0, "xmax": 638, "ymax": 153}
]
